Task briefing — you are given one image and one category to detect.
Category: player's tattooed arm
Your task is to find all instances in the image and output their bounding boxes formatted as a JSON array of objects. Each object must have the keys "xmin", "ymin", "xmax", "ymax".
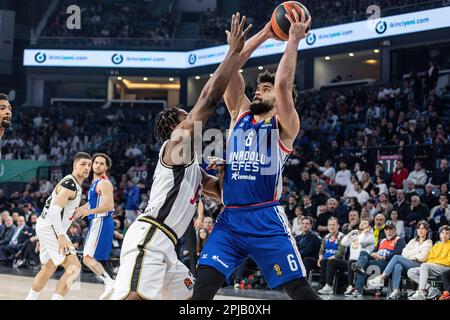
[
  {"xmin": 200, "ymin": 168, "xmax": 222, "ymax": 202},
  {"xmin": 181, "ymin": 13, "xmax": 251, "ymax": 136},
  {"xmin": 224, "ymin": 22, "xmax": 275, "ymax": 122},
  {"xmin": 274, "ymin": 8, "xmax": 311, "ymax": 148}
]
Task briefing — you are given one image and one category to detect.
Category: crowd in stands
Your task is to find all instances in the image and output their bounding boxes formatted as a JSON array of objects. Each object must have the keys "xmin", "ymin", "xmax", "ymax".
[{"xmin": 43, "ymin": 0, "xmax": 176, "ymax": 46}]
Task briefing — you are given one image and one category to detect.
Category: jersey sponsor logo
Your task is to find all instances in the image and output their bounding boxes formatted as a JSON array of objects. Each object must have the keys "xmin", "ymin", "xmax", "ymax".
[
  {"xmin": 184, "ymin": 278, "xmax": 194, "ymax": 290},
  {"xmin": 274, "ymin": 264, "xmax": 283, "ymax": 276},
  {"xmin": 228, "ymin": 151, "xmax": 268, "ymax": 176},
  {"xmin": 201, "ymin": 253, "xmax": 208, "ymax": 259},
  {"xmin": 212, "ymin": 255, "xmax": 229, "ymax": 268}
]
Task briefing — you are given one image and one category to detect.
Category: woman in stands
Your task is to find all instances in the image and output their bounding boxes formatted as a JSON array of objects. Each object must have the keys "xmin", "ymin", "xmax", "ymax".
[{"xmin": 368, "ymin": 220, "xmax": 432, "ymax": 299}]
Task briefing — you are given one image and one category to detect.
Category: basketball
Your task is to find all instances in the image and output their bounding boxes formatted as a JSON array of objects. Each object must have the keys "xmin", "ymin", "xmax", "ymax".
[{"xmin": 271, "ymin": 1, "xmax": 311, "ymax": 41}]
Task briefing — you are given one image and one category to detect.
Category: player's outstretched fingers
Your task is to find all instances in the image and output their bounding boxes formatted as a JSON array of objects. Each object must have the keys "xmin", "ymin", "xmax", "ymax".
[{"xmin": 292, "ymin": 8, "xmax": 300, "ymax": 23}]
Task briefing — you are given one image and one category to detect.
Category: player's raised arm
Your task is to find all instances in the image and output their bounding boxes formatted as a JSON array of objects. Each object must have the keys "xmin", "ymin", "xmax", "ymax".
[
  {"xmin": 200, "ymin": 168, "xmax": 222, "ymax": 202},
  {"xmin": 181, "ymin": 13, "xmax": 252, "ymax": 134},
  {"xmin": 274, "ymin": 9, "xmax": 311, "ymax": 148},
  {"xmin": 224, "ymin": 23, "xmax": 275, "ymax": 122}
]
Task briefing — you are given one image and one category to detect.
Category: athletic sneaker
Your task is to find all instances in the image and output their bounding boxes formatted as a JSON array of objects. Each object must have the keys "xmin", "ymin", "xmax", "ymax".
[
  {"xmin": 388, "ymin": 289, "xmax": 401, "ymax": 300},
  {"xmin": 99, "ymin": 280, "xmax": 115, "ymax": 300},
  {"xmin": 426, "ymin": 287, "xmax": 441, "ymax": 300},
  {"xmin": 368, "ymin": 275, "xmax": 384, "ymax": 288},
  {"xmin": 318, "ymin": 284, "xmax": 334, "ymax": 295},
  {"xmin": 346, "ymin": 288, "xmax": 362, "ymax": 298},
  {"xmin": 344, "ymin": 285, "xmax": 354, "ymax": 295},
  {"xmin": 438, "ymin": 291, "xmax": 450, "ymax": 300},
  {"xmin": 408, "ymin": 290, "xmax": 426, "ymax": 300}
]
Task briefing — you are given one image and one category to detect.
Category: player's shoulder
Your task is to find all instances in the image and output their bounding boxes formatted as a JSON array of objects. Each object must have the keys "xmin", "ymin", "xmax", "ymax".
[
  {"xmin": 60, "ymin": 175, "xmax": 78, "ymax": 192},
  {"xmin": 98, "ymin": 176, "xmax": 113, "ymax": 188}
]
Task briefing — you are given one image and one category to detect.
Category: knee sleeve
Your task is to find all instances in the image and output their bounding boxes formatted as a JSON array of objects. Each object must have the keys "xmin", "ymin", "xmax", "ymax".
[
  {"xmin": 283, "ymin": 277, "xmax": 322, "ymax": 300},
  {"xmin": 192, "ymin": 265, "xmax": 226, "ymax": 300}
]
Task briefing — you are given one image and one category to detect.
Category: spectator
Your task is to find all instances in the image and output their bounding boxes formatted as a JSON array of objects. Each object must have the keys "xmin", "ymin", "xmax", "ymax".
[
  {"xmin": 407, "ymin": 161, "xmax": 427, "ymax": 189},
  {"xmin": 342, "ymin": 219, "xmax": 375, "ymax": 296},
  {"xmin": 353, "ymin": 181, "xmax": 370, "ymax": 205},
  {"xmin": 407, "ymin": 225, "xmax": 450, "ymax": 300},
  {"xmin": 438, "ymin": 269, "xmax": 450, "ymax": 300},
  {"xmin": 68, "ymin": 223, "xmax": 82, "ymax": 250},
  {"xmin": 392, "ymin": 160, "xmax": 409, "ymax": 189},
  {"xmin": 203, "ymin": 217, "xmax": 214, "ymax": 234},
  {"xmin": 389, "ymin": 209, "xmax": 405, "ymax": 239},
  {"xmin": 291, "ymin": 207, "xmax": 303, "ymax": 237},
  {"xmin": 311, "ymin": 183, "xmax": 329, "ymax": 207},
  {"xmin": 351, "ymin": 221, "xmax": 406, "ymax": 297},
  {"xmin": 373, "ymin": 214, "xmax": 387, "ymax": 246},
  {"xmin": 405, "ymin": 196, "xmax": 430, "ymax": 239},
  {"xmin": 430, "ymin": 159, "xmax": 449, "ymax": 188},
  {"xmin": 428, "ymin": 194, "xmax": 450, "ymax": 241},
  {"xmin": 0, "ymin": 216, "xmax": 30, "ymax": 264},
  {"xmin": 404, "ymin": 180, "xmax": 419, "ymax": 202},
  {"xmin": 0, "ymin": 216, "xmax": 16, "ymax": 263},
  {"xmin": 285, "ymin": 196, "xmax": 298, "ymax": 221},
  {"xmin": 421, "ymin": 183, "xmax": 439, "ymax": 208},
  {"xmin": 301, "ymin": 195, "xmax": 316, "ymax": 219},
  {"xmin": 295, "ymin": 217, "xmax": 321, "ymax": 260},
  {"xmin": 376, "ymin": 193, "xmax": 393, "ymax": 218},
  {"xmin": 375, "ymin": 176, "xmax": 388, "ymax": 195},
  {"xmin": 196, "ymin": 227, "xmax": 209, "ymax": 257},
  {"xmin": 303, "ymin": 217, "xmax": 345, "ymax": 289},
  {"xmin": 368, "ymin": 221, "xmax": 433, "ymax": 299},
  {"xmin": 361, "ymin": 173, "xmax": 374, "ymax": 194},
  {"xmin": 333, "ymin": 161, "xmax": 351, "ymax": 196},
  {"xmin": 124, "ymin": 180, "xmax": 141, "ymax": 222},
  {"xmin": 111, "ymin": 218, "xmax": 124, "ymax": 259},
  {"xmin": 393, "ymin": 189, "xmax": 411, "ymax": 221},
  {"xmin": 315, "ymin": 205, "xmax": 332, "ymax": 238},
  {"xmin": 341, "ymin": 210, "xmax": 360, "ymax": 234}
]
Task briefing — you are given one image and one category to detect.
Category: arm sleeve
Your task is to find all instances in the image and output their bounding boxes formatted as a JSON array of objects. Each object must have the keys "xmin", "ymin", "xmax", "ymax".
[
  {"xmin": 48, "ymin": 204, "xmax": 66, "ymax": 236},
  {"xmin": 341, "ymin": 234, "xmax": 351, "ymax": 247}
]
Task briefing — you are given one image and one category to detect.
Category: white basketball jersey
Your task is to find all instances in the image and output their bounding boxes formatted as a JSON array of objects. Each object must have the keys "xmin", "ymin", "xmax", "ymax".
[
  {"xmin": 141, "ymin": 141, "xmax": 202, "ymax": 238},
  {"xmin": 38, "ymin": 174, "xmax": 82, "ymax": 233}
]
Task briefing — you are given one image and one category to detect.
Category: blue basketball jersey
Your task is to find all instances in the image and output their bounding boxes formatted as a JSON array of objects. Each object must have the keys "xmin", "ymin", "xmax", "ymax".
[
  {"xmin": 88, "ymin": 176, "xmax": 114, "ymax": 220},
  {"xmin": 223, "ymin": 112, "xmax": 292, "ymax": 207}
]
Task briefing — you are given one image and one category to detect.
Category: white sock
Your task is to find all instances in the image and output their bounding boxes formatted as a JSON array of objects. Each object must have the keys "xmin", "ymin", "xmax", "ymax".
[
  {"xmin": 26, "ymin": 289, "xmax": 41, "ymax": 300},
  {"xmin": 51, "ymin": 293, "xmax": 64, "ymax": 300}
]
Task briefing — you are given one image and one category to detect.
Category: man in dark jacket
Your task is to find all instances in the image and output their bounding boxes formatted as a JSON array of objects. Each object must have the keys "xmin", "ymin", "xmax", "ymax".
[
  {"xmin": 351, "ymin": 221, "xmax": 406, "ymax": 296},
  {"xmin": 0, "ymin": 216, "xmax": 17, "ymax": 263},
  {"xmin": 0, "ymin": 216, "xmax": 30, "ymax": 263},
  {"xmin": 406, "ymin": 196, "xmax": 430, "ymax": 237},
  {"xmin": 393, "ymin": 190, "xmax": 410, "ymax": 221},
  {"xmin": 295, "ymin": 217, "xmax": 321, "ymax": 259}
]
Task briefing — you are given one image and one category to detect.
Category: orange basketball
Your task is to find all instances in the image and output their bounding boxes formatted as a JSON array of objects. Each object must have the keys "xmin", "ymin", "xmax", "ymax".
[{"xmin": 271, "ymin": 1, "xmax": 311, "ymax": 41}]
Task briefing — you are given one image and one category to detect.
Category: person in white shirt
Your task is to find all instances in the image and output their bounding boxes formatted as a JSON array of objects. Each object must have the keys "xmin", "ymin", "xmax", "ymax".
[
  {"xmin": 341, "ymin": 220, "xmax": 375, "ymax": 295},
  {"xmin": 343, "ymin": 175, "xmax": 359, "ymax": 201},
  {"xmin": 376, "ymin": 176, "xmax": 388, "ymax": 195},
  {"xmin": 407, "ymin": 161, "xmax": 428, "ymax": 189},
  {"xmin": 291, "ymin": 207, "xmax": 303, "ymax": 237},
  {"xmin": 368, "ymin": 221, "xmax": 432, "ymax": 299},
  {"xmin": 334, "ymin": 161, "xmax": 351, "ymax": 195},
  {"xmin": 318, "ymin": 159, "xmax": 336, "ymax": 182},
  {"xmin": 353, "ymin": 181, "xmax": 370, "ymax": 205}
]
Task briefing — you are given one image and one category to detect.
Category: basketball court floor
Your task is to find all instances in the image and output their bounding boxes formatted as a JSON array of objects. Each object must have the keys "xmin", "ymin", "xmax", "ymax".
[{"xmin": 0, "ymin": 266, "xmax": 383, "ymax": 300}]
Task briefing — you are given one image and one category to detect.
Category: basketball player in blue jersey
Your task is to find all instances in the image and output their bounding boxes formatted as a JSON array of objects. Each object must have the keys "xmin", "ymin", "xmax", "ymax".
[
  {"xmin": 75, "ymin": 153, "xmax": 115, "ymax": 300},
  {"xmin": 193, "ymin": 9, "xmax": 320, "ymax": 300}
]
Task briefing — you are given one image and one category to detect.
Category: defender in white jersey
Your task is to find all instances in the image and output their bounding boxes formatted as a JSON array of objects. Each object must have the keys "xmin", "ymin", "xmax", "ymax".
[
  {"xmin": 112, "ymin": 13, "xmax": 250, "ymax": 300},
  {"xmin": 26, "ymin": 152, "xmax": 92, "ymax": 300}
]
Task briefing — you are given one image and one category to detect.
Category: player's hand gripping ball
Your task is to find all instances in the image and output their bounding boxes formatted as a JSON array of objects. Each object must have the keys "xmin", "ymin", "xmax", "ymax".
[{"xmin": 271, "ymin": 1, "xmax": 311, "ymax": 41}]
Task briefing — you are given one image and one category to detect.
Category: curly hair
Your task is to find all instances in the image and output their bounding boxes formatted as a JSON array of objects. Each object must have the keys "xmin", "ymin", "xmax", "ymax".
[
  {"xmin": 257, "ymin": 70, "xmax": 298, "ymax": 104},
  {"xmin": 154, "ymin": 107, "xmax": 181, "ymax": 143}
]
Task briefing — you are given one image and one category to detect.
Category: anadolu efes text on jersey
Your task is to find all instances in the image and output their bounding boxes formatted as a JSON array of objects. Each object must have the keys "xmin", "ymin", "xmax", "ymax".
[{"xmin": 223, "ymin": 112, "xmax": 292, "ymax": 207}]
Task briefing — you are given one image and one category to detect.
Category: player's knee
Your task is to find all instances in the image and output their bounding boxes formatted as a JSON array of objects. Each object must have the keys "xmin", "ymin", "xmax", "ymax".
[
  {"xmin": 283, "ymin": 277, "xmax": 321, "ymax": 300},
  {"xmin": 124, "ymin": 291, "xmax": 144, "ymax": 300},
  {"xmin": 82, "ymin": 255, "xmax": 92, "ymax": 266},
  {"xmin": 192, "ymin": 265, "xmax": 225, "ymax": 300}
]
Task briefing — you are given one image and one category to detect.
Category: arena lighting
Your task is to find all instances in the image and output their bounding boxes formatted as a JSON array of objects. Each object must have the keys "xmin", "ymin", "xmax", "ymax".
[
  {"xmin": 239, "ymin": 69, "xmax": 243, "ymax": 73},
  {"xmin": 258, "ymin": 66, "xmax": 263, "ymax": 70},
  {"xmin": 195, "ymin": 76, "xmax": 200, "ymax": 80},
  {"xmin": 143, "ymin": 77, "xmax": 148, "ymax": 81},
  {"xmin": 169, "ymin": 77, "xmax": 174, "ymax": 81},
  {"xmin": 364, "ymin": 59, "xmax": 379, "ymax": 65},
  {"xmin": 374, "ymin": 49, "xmax": 380, "ymax": 53},
  {"xmin": 122, "ymin": 79, "xmax": 180, "ymax": 90},
  {"xmin": 325, "ymin": 56, "xmax": 330, "ymax": 60},
  {"xmin": 349, "ymin": 53, "xmax": 354, "ymax": 57},
  {"xmin": 117, "ymin": 76, "xmax": 122, "ymax": 80},
  {"xmin": 209, "ymin": 73, "xmax": 213, "ymax": 77}
]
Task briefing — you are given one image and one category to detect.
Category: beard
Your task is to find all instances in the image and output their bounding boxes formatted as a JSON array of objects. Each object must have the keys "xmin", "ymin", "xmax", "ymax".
[
  {"xmin": 249, "ymin": 100, "xmax": 273, "ymax": 115},
  {"xmin": 1, "ymin": 119, "xmax": 11, "ymax": 128}
]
